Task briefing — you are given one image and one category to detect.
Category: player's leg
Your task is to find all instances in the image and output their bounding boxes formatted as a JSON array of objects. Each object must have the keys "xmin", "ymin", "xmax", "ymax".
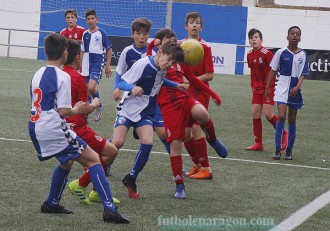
[
  {"xmin": 123, "ymin": 121, "xmax": 153, "ymax": 199},
  {"xmin": 284, "ymin": 106, "xmax": 298, "ymax": 160},
  {"xmin": 152, "ymin": 107, "xmax": 171, "ymax": 154},
  {"xmin": 184, "ymin": 128, "xmax": 201, "ymax": 176},
  {"xmin": 246, "ymin": 101, "xmax": 264, "ymax": 151},
  {"xmin": 170, "ymin": 139, "xmax": 186, "ymax": 199},
  {"xmin": 273, "ymin": 103, "xmax": 287, "ymax": 160},
  {"xmin": 88, "ymin": 73, "xmax": 103, "ymax": 122}
]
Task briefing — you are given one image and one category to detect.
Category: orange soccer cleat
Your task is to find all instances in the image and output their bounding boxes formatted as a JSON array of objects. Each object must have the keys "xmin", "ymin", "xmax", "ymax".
[
  {"xmin": 281, "ymin": 130, "xmax": 288, "ymax": 150},
  {"xmin": 245, "ymin": 143, "xmax": 264, "ymax": 151},
  {"xmin": 185, "ymin": 165, "xmax": 201, "ymax": 177},
  {"xmin": 189, "ymin": 169, "xmax": 213, "ymax": 180}
]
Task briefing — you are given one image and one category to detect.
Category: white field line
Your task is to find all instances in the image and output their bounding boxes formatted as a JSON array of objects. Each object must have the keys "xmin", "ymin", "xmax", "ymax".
[
  {"xmin": 1, "ymin": 137, "xmax": 329, "ymax": 171},
  {"xmin": 269, "ymin": 189, "xmax": 330, "ymax": 231},
  {"xmin": 0, "ymin": 68, "xmax": 35, "ymax": 73}
]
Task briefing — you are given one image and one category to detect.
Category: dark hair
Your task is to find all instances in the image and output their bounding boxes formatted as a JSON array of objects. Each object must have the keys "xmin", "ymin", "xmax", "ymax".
[
  {"xmin": 65, "ymin": 9, "xmax": 77, "ymax": 18},
  {"xmin": 288, "ymin": 26, "xmax": 301, "ymax": 35},
  {"xmin": 64, "ymin": 40, "xmax": 81, "ymax": 65},
  {"xmin": 155, "ymin": 29, "xmax": 177, "ymax": 42},
  {"xmin": 248, "ymin": 28, "xmax": 263, "ymax": 40},
  {"xmin": 44, "ymin": 33, "xmax": 68, "ymax": 61},
  {"xmin": 161, "ymin": 42, "xmax": 184, "ymax": 63},
  {"xmin": 85, "ymin": 9, "xmax": 96, "ymax": 18},
  {"xmin": 185, "ymin": 12, "xmax": 203, "ymax": 27},
  {"xmin": 131, "ymin": 18, "xmax": 152, "ymax": 33}
]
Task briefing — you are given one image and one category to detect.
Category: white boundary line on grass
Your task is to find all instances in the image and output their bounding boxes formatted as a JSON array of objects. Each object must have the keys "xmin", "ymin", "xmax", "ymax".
[
  {"xmin": 1, "ymin": 137, "xmax": 329, "ymax": 171},
  {"xmin": 269, "ymin": 189, "xmax": 330, "ymax": 231},
  {"xmin": 0, "ymin": 68, "xmax": 35, "ymax": 73}
]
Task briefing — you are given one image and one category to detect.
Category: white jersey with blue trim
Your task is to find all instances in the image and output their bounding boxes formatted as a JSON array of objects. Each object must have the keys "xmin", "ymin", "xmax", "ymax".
[
  {"xmin": 270, "ymin": 47, "xmax": 309, "ymax": 104},
  {"xmin": 28, "ymin": 66, "xmax": 77, "ymax": 158},
  {"xmin": 116, "ymin": 43, "xmax": 157, "ymax": 75},
  {"xmin": 81, "ymin": 28, "xmax": 112, "ymax": 76},
  {"xmin": 118, "ymin": 56, "xmax": 166, "ymax": 122}
]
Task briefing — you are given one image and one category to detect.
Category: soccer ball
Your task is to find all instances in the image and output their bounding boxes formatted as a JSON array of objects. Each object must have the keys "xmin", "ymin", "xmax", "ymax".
[{"xmin": 181, "ymin": 39, "xmax": 204, "ymax": 66}]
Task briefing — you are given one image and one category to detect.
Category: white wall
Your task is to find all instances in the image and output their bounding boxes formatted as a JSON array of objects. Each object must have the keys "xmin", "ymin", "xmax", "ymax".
[
  {"xmin": 0, "ymin": 0, "xmax": 41, "ymax": 59},
  {"xmin": 243, "ymin": 6, "xmax": 330, "ymax": 74}
]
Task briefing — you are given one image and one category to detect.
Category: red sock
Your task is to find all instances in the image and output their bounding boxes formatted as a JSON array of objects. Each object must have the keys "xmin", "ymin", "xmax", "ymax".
[
  {"xmin": 99, "ymin": 157, "xmax": 108, "ymax": 173},
  {"xmin": 184, "ymin": 139, "xmax": 199, "ymax": 165},
  {"xmin": 195, "ymin": 137, "xmax": 210, "ymax": 167},
  {"xmin": 201, "ymin": 119, "xmax": 216, "ymax": 143},
  {"xmin": 268, "ymin": 115, "xmax": 278, "ymax": 129},
  {"xmin": 170, "ymin": 156, "xmax": 183, "ymax": 184},
  {"xmin": 253, "ymin": 118, "xmax": 262, "ymax": 143},
  {"xmin": 79, "ymin": 171, "xmax": 91, "ymax": 187}
]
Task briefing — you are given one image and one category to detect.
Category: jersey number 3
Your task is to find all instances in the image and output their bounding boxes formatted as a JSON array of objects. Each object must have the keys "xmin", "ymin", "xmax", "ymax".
[{"xmin": 30, "ymin": 88, "xmax": 42, "ymax": 122}]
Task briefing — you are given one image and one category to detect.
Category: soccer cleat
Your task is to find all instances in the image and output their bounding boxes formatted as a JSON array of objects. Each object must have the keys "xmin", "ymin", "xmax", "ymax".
[
  {"xmin": 132, "ymin": 128, "xmax": 139, "ymax": 140},
  {"xmin": 68, "ymin": 179, "xmax": 91, "ymax": 205},
  {"xmin": 209, "ymin": 139, "xmax": 228, "ymax": 158},
  {"xmin": 189, "ymin": 169, "xmax": 213, "ymax": 180},
  {"xmin": 175, "ymin": 183, "xmax": 186, "ymax": 199},
  {"xmin": 94, "ymin": 105, "xmax": 103, "ymax": 122},
  {"xmin": 41, "ymin": 202, "xmax": 73, "ymax": 214},
  {"xmin": 103, "ymin": 208, "xmax": 129, "ymax": 224},
  {"xmin": 272, "ymin": 149, "xmax": 281, "ymax": 160},
  {"xmin": 281, "ymin": 130, "xmax": 288, "ymax": 150},
  {"xmin": 284, "ymin": 149, "xmax": 293, "ymax": 160},
  {"xmin": 185, "ymin": 165, "xmax": 201, "ymax": 177},
  {"xmin": 122, "ymin": 174, "xmax": 140, "ymax": 199},
  {"xmin": 246, "ymin": 143, "xmax": 264, "ymax": 151},
  {"xmin": 89, "ymin": 190, "xmax": 121, "ymax": 204}
]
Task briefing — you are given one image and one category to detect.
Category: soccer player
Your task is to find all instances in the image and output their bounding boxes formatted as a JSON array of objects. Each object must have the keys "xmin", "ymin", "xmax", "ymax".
[
  {"xmin": 81, "ymin": 9, "xmax": 112, "ymax": 122},
  {"xmin": 246, "ymin": 28, "xmax": 288, "ymax": 151},
  {"xmin": 111, "ymin": 42, "xmax": 188, "ymax": 199},
  {"xmin": 182, "ymin": 12, "xmax": 218, "ymax": 179},
  {"xmin": 62, "ymin": 40, "xmax": 120, "ymax": 205},
  {"xmin": 28, "ymin": 33, "xmax": 128, "ymax": 223},
  {"xmin": 60, "ymin": 9, "xmax": 85, "ymax": 41},
  {"xmin": 266, "ymin": 26, "xmax": 309, "ymax": 160}
]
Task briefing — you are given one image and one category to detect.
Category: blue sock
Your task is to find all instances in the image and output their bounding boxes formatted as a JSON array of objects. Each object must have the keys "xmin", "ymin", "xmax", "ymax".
[
  {"xmin": 160, "ymin": 138, "xmax": 171, "ymax": 154},
  {"xmin": 130, "ymin": 144, "xmax": 152, "ymax": 180},
  {"xmin": 46, "ymin": 166, "xmax": 70, "ymax": 206},
  {"xmin": 92, "ymin": 91, "xmax": 102, "ymax": 107},
  {"xmin": 275, "ymin": 121, "xmax": 285, "ymax": 150},
  {"xmin": 287, "ymin": 123, "xmax": 296, "ymax": 150},
  {"xmin": 89, "ymin": 164, "xmax": 116, "ymax": 212}
]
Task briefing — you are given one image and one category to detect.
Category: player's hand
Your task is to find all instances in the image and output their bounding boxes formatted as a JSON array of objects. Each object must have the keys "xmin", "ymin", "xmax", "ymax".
[
  {"xmin": 212, "ymin": 97, "xmax": 221, "ymax": 106},
  {"xmin": 289, "ymin": 86, "xmax": 298, "ymax": 97},
  {"xmin": 154, "ymin": 39, "xmax": 161, "ymax": 47},
  {"xmin": 132, "ymin": 86, "xmax": 144, "ymax": 96},
  {"xmin": 265, "ymin": 88, "xmax": 270, "ymax": 102},
  {"xmin": 91, "ymin": 97, "xmax": 101, "ymax": 107},
  {"xmin": 74, "ymin": 101, "xmax": 86, "ymax": 114},
  {"xmin": 105, "ymin": 64, "xmax": 112, "ymax": 78},
  {"xmin": 176, "ymin": 83, "xmax": 189, "ymax": 91},
  {"xmin": 112, "ymin": 88, "xmax": 121, "ymax": 101}
]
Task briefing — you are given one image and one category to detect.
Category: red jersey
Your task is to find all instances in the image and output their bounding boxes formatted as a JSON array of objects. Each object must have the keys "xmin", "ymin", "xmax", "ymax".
[
  {"xmin": 62, "ymin": 65, "xmax": 88, "ymax": 127},
  {"xmin": 60, "ymin": 25, "xmax": 85, "ymax": 41},
  {"xmin": 247, "ymin": 46, "xmax": 274, "ymax": 92}
]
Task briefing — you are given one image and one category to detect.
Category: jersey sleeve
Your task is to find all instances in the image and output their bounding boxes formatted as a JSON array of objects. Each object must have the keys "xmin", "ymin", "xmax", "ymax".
[
  {"xmin": 270, "ymin": 49, "xmax": 282, "ymax": 71},
  {"xmin": 147, "ymin": 39, "xmax": 155, "ymax": 56},
  {"xmin": 56, "ymin": 72, "xmax": 72, "ymax": 109},
  {"xmin": 301, "ymin": 50, "xmax": 309, "ymax": 77},
  {"xmin": 204, "ymin": 45, "xmax": 214, "ymax": 73},
  {"xmin": 77, "ymin": 75, "xmax": 88, "ymax": 102},
  {"xmin": 116, "ymin": 47, "xmax": 129, "ymax": 75},
  {"xmin": 121, "ymin": 59, "xmax": 145, "ymax": 84},
  {"xmin": 101, "ymin": 30, "xmax": 112, "ymax": 50}
]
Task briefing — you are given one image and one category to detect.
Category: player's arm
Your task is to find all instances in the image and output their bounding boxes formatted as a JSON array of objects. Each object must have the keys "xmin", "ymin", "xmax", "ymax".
[
  {"xmin": 265, "ymin": 69, "xmax": 276, "ymax": 100},
  {"xmin": 113, "ymin": 73, "xmax": 122, "ymax": 101},
  {"xmin": 58, "ymin": 101, "xmax": 86, "ymax": 117},
  {"xmin": 147, "ymin": 39, "xmax": 161, "ymax": 56},
  {"xmin": 197, "ymin": 46, "xmax": 214, "ymax": 82},
  {"xmin": 105, "ymin": 47, "xmax": 112, "ymax": 78},
  {"xmin": 76, "ymin": 76, "xmax": 100, "ymax": 114},
  {"xmin": 182, "ymin": 64, "xmax": 221, "ymax": 105},
  {"xmin": 197, "ymin": 72, "xmax": 213, "ymax": 82},
  {"xmin": 162, "ymin": 78, "xmax": 189, "ymax": 90}
]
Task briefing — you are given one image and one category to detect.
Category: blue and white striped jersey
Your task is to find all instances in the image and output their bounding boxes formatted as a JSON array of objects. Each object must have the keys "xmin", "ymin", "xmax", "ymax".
[
  {"xmin": 81, "ymin": 28, "xmax": 112, "ymax": 76},
  {"xmin": 270, "ymin": 47, "xmax": 309, "ymax": 105},
  {"xmin": 28, "ymin": 66, "xmax": 77, "ymax": 158}
]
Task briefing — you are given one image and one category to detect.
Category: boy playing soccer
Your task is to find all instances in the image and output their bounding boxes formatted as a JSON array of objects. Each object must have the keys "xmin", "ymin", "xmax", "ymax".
[
  {"xmin": 183, "ymin": 12, "xmax": 219, "ymax": 179},
  {"xmin": 81, "ymin": 9, "xmax": 112, "ymax": 122},
  {"xmin": 60, "ymin": 9, "xmax": 85, "ymax": 41},
  {"xmin": 62, "ymin": 40, "xmax": 120, "ymax": 205},
  {"xmin": 246, "ymin": 28, "xmax": 288, "ymax": 152},
  {"xmin": 266, "ymin": 26, "xmax": 309, "ymax": 160},
  {"xmin": 28, "ymin": 33, "xmax": 128, "ymax": 223},
  {"xmin": 112, "ymin": 42, "xmax": 188, "ymax": 199}
]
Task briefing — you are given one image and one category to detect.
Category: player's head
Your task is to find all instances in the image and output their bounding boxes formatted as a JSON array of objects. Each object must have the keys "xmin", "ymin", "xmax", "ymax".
[
  {"xmin": 248, "ymin": 28, "xmax": 263, "ymax": 50},
  {"xmin": 85, "ymin": 9, "xmax": 98, "ymax": 29},
  {"xmin": 287, "ymin": 26, "xmax": 301, "ymax": 45},
  {"xmin": 64, "ymin": 39, "xmax": 81, "ymax": 68},
  {"xmin": 185, "ymin": 12, "xmax": 203, "ymax": 38},
  {"xmin": 157, "ymin": 42, "xmax": 184, "ymax": 70},
  {"xmin": 155, "ymin": 29, "xmax": 177, "ymax": 45},
  {"xmin": 64, "ymin": 9, "xmax": 78, "ymax": 28},
  {"xmin": 131, "ymin": 18, "xmax": 152, "ymax": 48},
  {"xmin": 44, "ymin": 33, "xmax": 68, "ymax": 63}
]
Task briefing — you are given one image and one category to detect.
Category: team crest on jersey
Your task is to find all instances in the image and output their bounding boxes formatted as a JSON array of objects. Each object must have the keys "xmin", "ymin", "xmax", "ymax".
[
  {"xmin": 117, "ymin": 116, "xmax": 126, "ymax": 124},
  {"xmin": 95, "ymin": 35, "xmax": 99, "ymax": 42},
  {"xmin": 298, "ymin": 57, "xmax": 303, "ymax": 64},
  {"xmin": 95, "ymin": 135, "xmax": 102, "ymax": 142},
  {"xmin": 259, "ymin": 57, "xmax": 263, "ymax": 63}
]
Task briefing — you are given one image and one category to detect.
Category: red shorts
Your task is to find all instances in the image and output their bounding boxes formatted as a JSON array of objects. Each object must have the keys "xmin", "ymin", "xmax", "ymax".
[
  {"xmin": 73, "ymin": 124, "xmax": 106, "ymax": 154},
  {"xmin": 162, "ymin": 97, "xmax": 200, "ymax": 143},
  {"xmin": 252, "ymin": 91, "xmax": 275, "ymax": 105},
  {"xmin": 188, "ymin": 88, "xmax": 210, "ymax": 110}
]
